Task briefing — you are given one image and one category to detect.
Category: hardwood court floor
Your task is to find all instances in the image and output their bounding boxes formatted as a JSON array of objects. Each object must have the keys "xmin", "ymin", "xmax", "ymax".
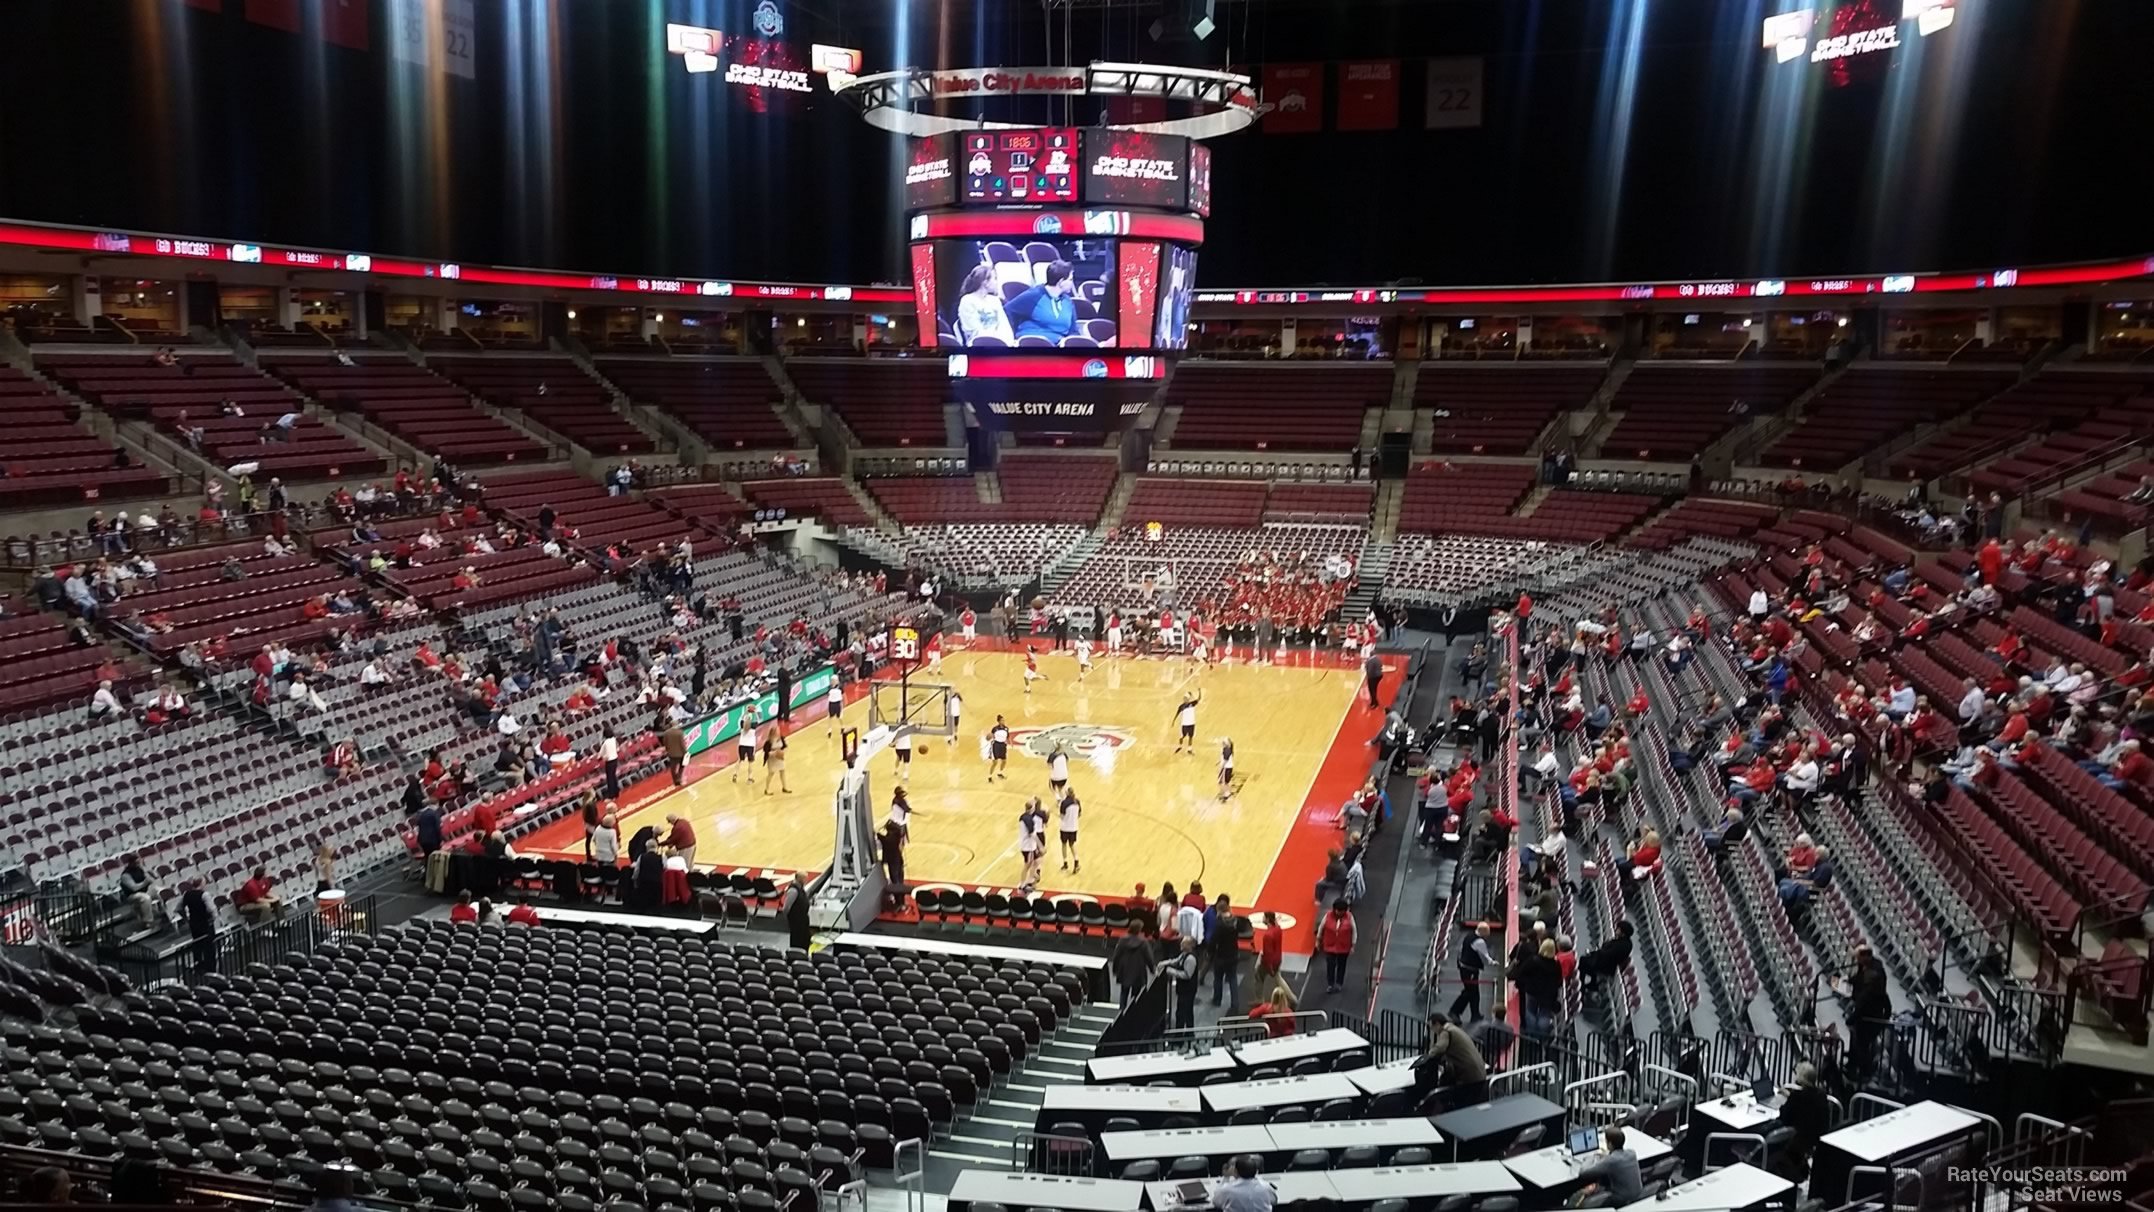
[{"xmin": 568, "ymin": 646, "xmax": 1368, "ymax": 904}]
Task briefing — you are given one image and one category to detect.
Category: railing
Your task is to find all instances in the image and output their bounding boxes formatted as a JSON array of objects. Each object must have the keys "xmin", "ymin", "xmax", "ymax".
[
  {"xmin": 1014, "ymin": 1130, "xmax": 1096, "ymax": 1176},
  {"xmin": 107, "ymin": 894, "xmax": 378, "ymax": 988},
  {"xmin": 1, "ymin": 1141, "xmax": 367, "ymax": 1211}
]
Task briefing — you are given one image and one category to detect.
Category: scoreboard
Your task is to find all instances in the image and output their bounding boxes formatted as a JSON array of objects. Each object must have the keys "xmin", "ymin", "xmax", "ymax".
[{"xmin": 961, "ymin": 129, "xmax": 1079, "ymax": 204}]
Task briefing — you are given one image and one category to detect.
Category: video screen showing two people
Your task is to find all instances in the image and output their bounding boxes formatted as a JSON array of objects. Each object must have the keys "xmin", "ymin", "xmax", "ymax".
[{"xmin": 942, "ymin": 239, "xmax": 1117, "ymax": 349}]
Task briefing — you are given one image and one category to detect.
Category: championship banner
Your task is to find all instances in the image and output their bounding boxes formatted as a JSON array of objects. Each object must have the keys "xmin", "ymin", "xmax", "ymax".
[
  {"xmin": 680, "ymin": 664, "xmax": 838, "ymax": 758},
  {"xmin": 909, "ymin": 244, "xmax": 940, "ymax": 349},
  {"xmin": 1336, "ymin": 59, "xmax": 1399, "ymax": 130},
  {"xmin": 1261, "ymin": 63, "xmax": 1323, "ymax": 133}
]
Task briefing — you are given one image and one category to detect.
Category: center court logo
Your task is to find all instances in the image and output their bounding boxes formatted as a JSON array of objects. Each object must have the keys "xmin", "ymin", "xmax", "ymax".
[{"xmin": 1010, "ymin": 724, "xmax": 1134, "ymax": 760}]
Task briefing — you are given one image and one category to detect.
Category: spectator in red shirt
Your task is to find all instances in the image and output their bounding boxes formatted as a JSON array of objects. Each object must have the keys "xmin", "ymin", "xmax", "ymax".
[
  {"xmin": 505, "ymin": 899, "xmax": 541, "ymax": 926},
  {"xmin": 2101, "ymin": 741, "xmax": 2151, "ymax": 793},
  {"xmin": 449, "ymin": 891, "xmax": 480, "ymax": 924},
  {"xmin": 1248, "ymin": 985, "xmax": 1299, "ymax": 1037},
  {"xmin": 1255, "ymin": 910, "xmax": 1284, "ymax": 982},
  {"xmin": 471, "ymin": 799, "xmax": 500, "ymax": 837},
  {"xmin": 233, "ymin": 867, "xmax": 282, "ymax": 924},
  {"xmin": 1554, "ymin": 937, "xmax": 1578, "ymax": 982},
  {"xmin": 663, "ymin": 813, "xmax": 698, "ymax": 869}
]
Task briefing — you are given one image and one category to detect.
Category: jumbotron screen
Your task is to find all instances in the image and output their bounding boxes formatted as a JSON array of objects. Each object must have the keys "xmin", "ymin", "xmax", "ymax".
[
  {"xmin": 913, "ymin": 237, "xmax": 1196, "ymax": 351},
  {"xmin": 1081, "ymin": 130, "xmax": 1192, "ymax": 210},
  {"xmin": 961, "ymin": 129, "xmax": 1078, "ymax": 203}
]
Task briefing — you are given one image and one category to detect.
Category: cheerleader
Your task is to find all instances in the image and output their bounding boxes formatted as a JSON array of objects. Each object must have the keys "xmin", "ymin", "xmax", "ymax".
[
  {"xmin": 960, "ymin": 607, "xmax": 977, "ymax": 643},
  {"xmin": 733, "ymin": 705, "xmax": 760, "ymax": 784},
  {"xmin": 1218, "ymin": 737, "xmax": 1237, "ymax": 802}
]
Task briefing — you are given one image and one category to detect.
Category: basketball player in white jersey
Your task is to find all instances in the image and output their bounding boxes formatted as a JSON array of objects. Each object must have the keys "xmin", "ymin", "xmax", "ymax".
[
  {"xmin": 1218, "ymin": 737, "xmax": 1236, "ymax": 802},
  {"xmin": 1057, "ymin": 788, "xmax": 1082, "ymax": 873},
  {"xmin": 1047, "ymin": 743, "xmax": 1070, "ymax": 798},
  {"xmin": 1172, "ymin": 689, "xmax": 1201, "ymax": 754},
  {"xmin": 1017, "ymin": 798, "xmax": 1046, "ymax": 891},
  {"xmin": 734, "ymin": 705, "xmax": 760, "ymax": 784},
  {"xmin": 1075, "ymin": 635, "xmax": 1094, "ymax": 679},
  {"xmin": 893, "ymin": 727, "xmax": 913, "ymax": 781},
  {"xmin": 888, "ymin": 786, "xmax": 912, "ymax": 842},
  {"xmin": 948, "ymin": 689, "xmax": 963, "ymax": 736},
  {"xmin": 1023, "ymin": 647, "xmax": 1044, "ymax": 694},
  {"xmin": 825, "ymin": 680, "xmax": 844, "ymax": 736}
]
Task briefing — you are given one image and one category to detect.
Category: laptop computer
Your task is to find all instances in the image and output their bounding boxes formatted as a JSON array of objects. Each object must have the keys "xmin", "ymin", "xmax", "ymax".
[
  {"xmin": 1175, "ymin": 1181, "xmax": 1211, "ymax": 1204},
  {"xmin": 1752, "ymin": 1075, "xmax": 1776, "ymax": 1104},
  {"xmin": 1568, "ymin": 1127, "xmax": 1600, "ymax": 1157}
]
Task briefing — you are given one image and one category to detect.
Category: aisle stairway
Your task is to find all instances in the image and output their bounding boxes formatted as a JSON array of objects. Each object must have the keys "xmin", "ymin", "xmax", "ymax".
[
  {"xmin": 1341, "ymin": 538, "xmax": 1392, "ymax": 622},
  {"xmin": 915, "ymin": 1003, "xmax": 1119, "ymax": 1188}
]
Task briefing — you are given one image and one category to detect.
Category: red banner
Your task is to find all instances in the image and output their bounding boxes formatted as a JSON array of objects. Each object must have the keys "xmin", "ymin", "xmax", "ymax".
[
  {"xmin": 1118, "ymin": 241, "xmax": 1162, "ymax": 350},
  {"xmin": 241, "ymin": 0, "xmax": 367, "ymax": 47},
  {"xmin": 1101, "ymin": 95, "xmax": 1166, "ymax": 126},
  {"xmin": 910, "ymin": 244, "xmax": 940, "ymax": 349},
  {"xmin": 322, "ymin": 0, "xmax": 368, "ymax": 50},
  {"xmin": 1336, "ymin": 59, "xmax": 1400, "ymax": 130},
  {"xmin": 243, "ymin": 0, "xmax": 300, "ymax": 31},
  {"xmin": 1261, "ymin": 63, "xmax": 1323, "ymax": 133}
]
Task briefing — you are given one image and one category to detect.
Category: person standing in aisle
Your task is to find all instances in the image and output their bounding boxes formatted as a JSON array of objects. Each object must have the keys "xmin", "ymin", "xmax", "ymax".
[
  {"xmin": 600, "ymin": 725, "xmax": 621, "ymax": 800},
  {"xmin": 1449, "ymin": 923, "xmax": 1494, "ymax": 1023},
  {"xmin": 1208, "ymin": 892, "xmax": 1243, "ymax": 1009},
  {"xmin": 1159, "ymin": 936, "xmax": 1200, "ymax": 1029},
  {"xmin": 1318, "ymin": 898, "xmax": 1356, "ymax": 994}
]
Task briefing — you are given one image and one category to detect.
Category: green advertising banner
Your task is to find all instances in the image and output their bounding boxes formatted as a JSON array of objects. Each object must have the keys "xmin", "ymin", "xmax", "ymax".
[{"xmin": 680, "ymin": 665, "xmax": 838, "ymax": 757}]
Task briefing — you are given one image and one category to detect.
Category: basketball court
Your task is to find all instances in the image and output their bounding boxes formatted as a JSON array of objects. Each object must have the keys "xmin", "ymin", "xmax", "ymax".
[{"xmin": 517, "ymin": 639, "xmax": 1402, "ymax": 945}]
